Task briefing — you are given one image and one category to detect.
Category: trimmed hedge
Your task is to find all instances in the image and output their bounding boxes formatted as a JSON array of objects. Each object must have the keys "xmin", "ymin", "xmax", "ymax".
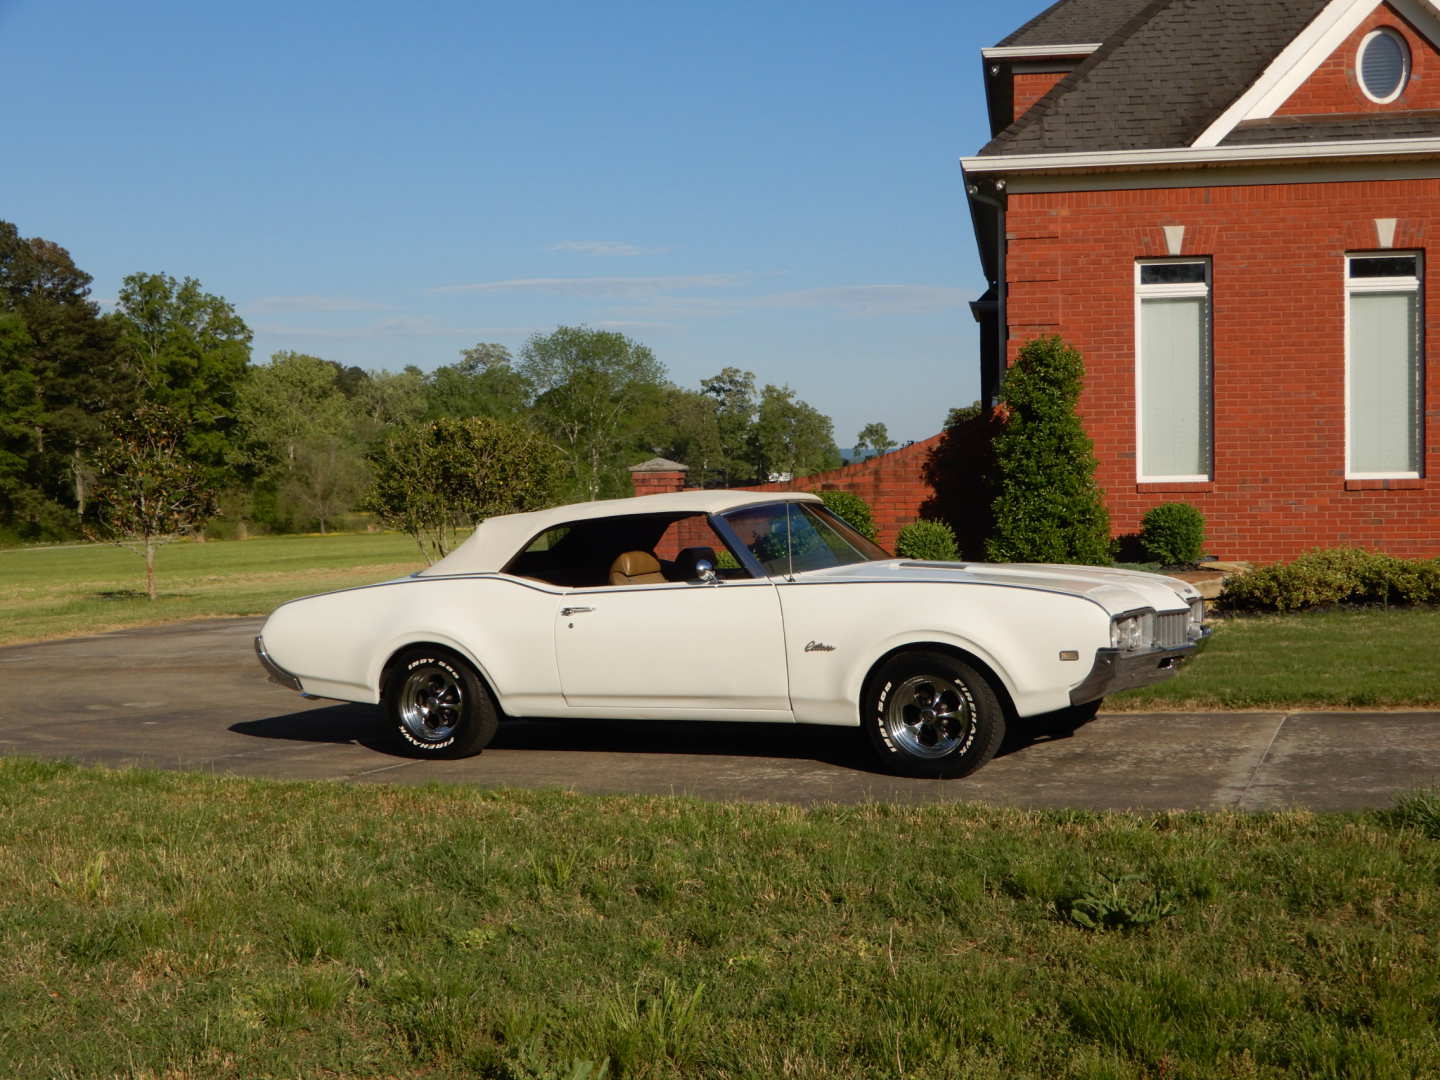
[
  {"xmin": 818, "ymin": 490, "xmax": 878, "ymax": 541},
  {"xmin": 1221, "ymin": 548, "xmax": 1440, "ymax": 613},
  {"xmin": 1140, "ymin": 502, "xmax": 1206, "ymax": 565},
  {"xmin": 895, "ymin": 519, "xmax": 960, "ymax": 561}
]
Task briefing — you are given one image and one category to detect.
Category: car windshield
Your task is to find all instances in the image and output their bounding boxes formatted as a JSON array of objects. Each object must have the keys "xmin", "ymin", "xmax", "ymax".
[{"xmin": 721, "ymin": 502, "xmax": 888, "ymax": 577}]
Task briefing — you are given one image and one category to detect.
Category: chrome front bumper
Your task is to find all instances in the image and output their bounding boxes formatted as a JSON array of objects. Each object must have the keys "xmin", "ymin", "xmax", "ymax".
[
  {"xmin": 1069, "ymin": 627, "xmax": 1212, "ymax": 706},
  {"xmin": 254, "ymin": 635, "xmax": 304, "ymax": 693}
]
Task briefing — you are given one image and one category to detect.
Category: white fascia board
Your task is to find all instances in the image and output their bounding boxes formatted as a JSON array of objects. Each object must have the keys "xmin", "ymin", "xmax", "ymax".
[
  {"xmin": 980, "ymin": 44, "xmax": 1100, "ymax": 60},
  {"xmin": 959, "ymin": 136, "xmax": 1440, "ymax": 175},
  {"xmin": 1192, "ymin": 0, "xmax": 1440, "ymax": 148}
]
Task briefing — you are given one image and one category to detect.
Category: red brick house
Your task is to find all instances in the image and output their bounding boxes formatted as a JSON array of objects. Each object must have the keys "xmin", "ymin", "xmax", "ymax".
[{"xmin": 963, "ymin": 0, "xmax": 1440, "ymax": 560}]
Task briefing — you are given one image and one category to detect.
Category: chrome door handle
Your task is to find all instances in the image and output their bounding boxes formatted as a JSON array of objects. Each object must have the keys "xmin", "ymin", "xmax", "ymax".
[{"xmin": 560, "ymin": 606, "xmax": 595, "ymax": 617}]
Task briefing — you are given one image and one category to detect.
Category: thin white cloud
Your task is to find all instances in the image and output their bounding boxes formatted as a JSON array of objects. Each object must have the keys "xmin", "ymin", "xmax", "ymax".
[
  {"xmin": 428, "ymin": 274, "xmax": 746, "ymax": 298},
  {"xmin": 254, "ymin": 317, "xmax": 534, "ymax": 341},
  {"xmin": 247, "ymin": 295, "xmax": 397, "ymax": 314},
  {"xmin": 549, "ymin": 241, "xmax": 670, "ymax": 257},
  {"xmin": 611, "ymin": 283, "xmax": 975, "ymax": 319}
]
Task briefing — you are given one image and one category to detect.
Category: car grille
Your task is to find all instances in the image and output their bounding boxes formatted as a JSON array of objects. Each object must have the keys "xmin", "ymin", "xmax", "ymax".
[{"xmin": 1155, "ymin": 611, "xmax": 1188, "ymax": 649}]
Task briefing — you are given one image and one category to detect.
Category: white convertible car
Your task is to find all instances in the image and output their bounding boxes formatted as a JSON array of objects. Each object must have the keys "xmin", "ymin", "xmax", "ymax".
[{"xmin": 256, "ymin": 491, "xmax": 1209, "ymax": 778}]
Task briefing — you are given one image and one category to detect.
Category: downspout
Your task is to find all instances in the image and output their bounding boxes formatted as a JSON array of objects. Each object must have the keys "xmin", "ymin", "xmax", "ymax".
[{"xmin": 965, "ymin": 174, "xmax": 1008, "ymax": 403}]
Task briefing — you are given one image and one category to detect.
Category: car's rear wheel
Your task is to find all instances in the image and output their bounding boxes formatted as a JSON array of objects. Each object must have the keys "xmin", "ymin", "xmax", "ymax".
[
  {"xmin": 863, "ymin": 651, "xmax": 1005, "ymax": 778},
  {"xmin": 384, "ymin": 648, "xmax": 498, "ymax": 758}
]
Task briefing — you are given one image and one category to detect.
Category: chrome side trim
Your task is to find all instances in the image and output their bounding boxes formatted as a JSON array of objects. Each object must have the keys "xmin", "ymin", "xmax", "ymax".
[{"xmin": 254, "ymin": 636, "xmax": 304, "ymax": 693}]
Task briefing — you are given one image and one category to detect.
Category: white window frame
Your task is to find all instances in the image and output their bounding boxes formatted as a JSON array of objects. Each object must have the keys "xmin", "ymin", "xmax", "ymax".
[
  {"xmin": 1358, "ymin": 27, "xmax": 1409, "ymax": 105},
  {"xmin": 1135, "ymin": 258, "xmax": 1213, "ymax": 483},
  {"xmin": 1345, "ymin": 251, "xmax": 1423, "ymax": 479}
]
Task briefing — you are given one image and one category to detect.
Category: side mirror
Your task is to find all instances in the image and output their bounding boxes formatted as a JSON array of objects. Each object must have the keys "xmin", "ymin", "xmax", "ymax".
[{"xmin": 694, "ymin": 559, "xmax": 719, "ymax": 584}]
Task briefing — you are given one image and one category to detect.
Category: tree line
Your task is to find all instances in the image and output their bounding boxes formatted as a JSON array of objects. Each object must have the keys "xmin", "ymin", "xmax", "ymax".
[{"xmin": 1, "ymin": 220, "xmax": 881, "ymax": 550}]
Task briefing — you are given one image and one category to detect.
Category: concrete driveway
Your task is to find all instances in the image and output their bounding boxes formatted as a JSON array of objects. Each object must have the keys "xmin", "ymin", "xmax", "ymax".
[{"xmin": 1, "ymin": 618, "xmax": 1436, "ymax": 810}]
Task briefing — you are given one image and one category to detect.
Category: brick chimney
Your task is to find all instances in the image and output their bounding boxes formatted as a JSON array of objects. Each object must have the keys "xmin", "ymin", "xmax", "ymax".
[{"xmin": 629, "ymin": 457, "xmax": 689, "ymax": 496}]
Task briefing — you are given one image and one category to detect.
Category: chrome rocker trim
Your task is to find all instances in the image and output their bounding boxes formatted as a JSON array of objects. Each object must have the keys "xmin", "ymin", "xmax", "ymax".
[
  {"xmin": 1069, "ymin": 627, "xmax": 1212, "ymax": 706},
  {"xmin": 254, "ymin": 635, "xmax": 304, "ymax": 693}
]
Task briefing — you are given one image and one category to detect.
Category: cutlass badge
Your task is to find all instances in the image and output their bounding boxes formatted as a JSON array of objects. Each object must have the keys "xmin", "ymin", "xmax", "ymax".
[{"xmin": 804, "ymin": 641, "xmax": 836, "ymax": 653}]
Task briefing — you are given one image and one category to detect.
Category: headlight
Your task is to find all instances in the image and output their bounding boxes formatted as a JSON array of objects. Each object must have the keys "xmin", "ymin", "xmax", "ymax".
[
  {"xmin": 1187, "ymin": 597, "xmax": 1205, "ymax": 634},
  {"xmin": 1110, "ymin": 610, "xmax": 1155, "ymax": 651}
]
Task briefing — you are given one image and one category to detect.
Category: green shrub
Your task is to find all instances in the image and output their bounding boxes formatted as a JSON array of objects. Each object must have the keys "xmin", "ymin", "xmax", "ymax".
[
  {"xmin": 1140, "ymin": 502, "xmax": 1206, "ymax": 565},
  {"xmin": 986, "ymin": 336, "xmax": 1110, "ymax": 565},
  {"xmin": 817, "ymin": 490, "xmax": 877, "ymax": 540},
  {"xmin": 1221, "ymin": 548, "xmax": 1440, "ymax": 613},
  {"xmin": 895, "ymin": 519, "xmax": 960, "ymax": 561}
]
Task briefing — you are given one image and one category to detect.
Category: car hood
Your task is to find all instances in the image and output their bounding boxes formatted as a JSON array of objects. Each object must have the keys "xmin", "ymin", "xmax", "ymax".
[{"xmin": 798, "ymin": 559, "xmax": 1198, "ymax": 615}]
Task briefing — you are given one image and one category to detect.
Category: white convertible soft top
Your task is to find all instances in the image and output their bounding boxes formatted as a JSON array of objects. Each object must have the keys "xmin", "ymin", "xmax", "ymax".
[{"xmin": 417, "ymin": 489, "xmax": 821, "ymax": 576}]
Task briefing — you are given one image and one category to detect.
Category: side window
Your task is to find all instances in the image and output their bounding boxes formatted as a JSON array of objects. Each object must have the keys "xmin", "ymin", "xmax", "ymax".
[
  {"xmin": 654, "ymin": 515, "xmax": 749, "ymax": 579},
  {"xmin": 1136, "ymin": 259, "xmax": 1213, "ymax": 482},
  {"xmin": 1347, "ymin": 253, "xmax": 1422, "ymax": 478}
]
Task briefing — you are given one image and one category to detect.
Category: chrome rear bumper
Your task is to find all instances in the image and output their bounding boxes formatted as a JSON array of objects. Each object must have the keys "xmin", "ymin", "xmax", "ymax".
[{"xmin": 254, "ymin": 635, "xmax": 304, "ymax": 693}]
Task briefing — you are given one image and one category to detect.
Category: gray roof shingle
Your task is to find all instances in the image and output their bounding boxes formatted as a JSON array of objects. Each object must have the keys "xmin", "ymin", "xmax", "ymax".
[
  {"xmin": 1221, "ymin": 112, "xmax": 1440, "ymax": 144},
  {"xmin": 982, "ymin": 0, "xmax": 1334, "ymax": 156}
]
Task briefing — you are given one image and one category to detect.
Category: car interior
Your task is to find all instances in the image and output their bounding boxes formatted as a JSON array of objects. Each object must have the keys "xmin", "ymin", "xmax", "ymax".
[{"xmin": 502, "ymin": 513, "xmax": 747, "ymax": 588}]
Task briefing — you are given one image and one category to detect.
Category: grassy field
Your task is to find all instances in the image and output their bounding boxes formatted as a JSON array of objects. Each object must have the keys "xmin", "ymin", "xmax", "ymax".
[
  {"xmin": 1111, "ymin": 606, "xmax": 1440, "ymax": 710},
  {"xmin": 2, "ymin": 534, "xmax": 1438, "ymax": 707},
  {"xmin": 1, "ymin": 758, "xmax": 1437, "ymax": 1079},
  {"xmin": 0, "ymin": 533, "xmax": 424, "ymax": 646}
]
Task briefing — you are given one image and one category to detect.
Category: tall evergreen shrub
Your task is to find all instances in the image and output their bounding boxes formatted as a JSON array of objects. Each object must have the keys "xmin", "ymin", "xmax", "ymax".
[{"xmin": 985, "ymin": 336, "xmax": 1111, "ymax": 565}]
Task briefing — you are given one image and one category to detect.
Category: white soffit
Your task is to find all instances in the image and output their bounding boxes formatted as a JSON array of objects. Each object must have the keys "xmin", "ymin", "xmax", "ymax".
[
  {"xmin": 1193, "ymin": 0, "xmax": 1440, "ymax": 148},
  {"xmin": 959, "ymin": 136, "xmax": 1440, "ymax": 174}
]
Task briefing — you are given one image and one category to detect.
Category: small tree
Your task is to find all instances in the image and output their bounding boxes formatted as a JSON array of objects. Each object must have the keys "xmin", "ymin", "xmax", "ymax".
[
  {"xmin": 88, "ymin": 405, "xmax": 217, "ymax": 599},
  {"xmin": 854, "ymin": 421, "xmax": 896, "ymax": 457},
  {"xmin": 367, "ymin": 416, "xmax": 563, "ymax": 562},
  {"xmin": 986, "ymin": 336, "xmax": 1111, "ymax": 565}
]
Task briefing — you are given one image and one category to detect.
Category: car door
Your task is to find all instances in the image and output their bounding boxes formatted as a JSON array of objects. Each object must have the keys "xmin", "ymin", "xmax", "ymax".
[{"xmin": 553, "ymin": 578, "xmax": 791, "ymax": 717}]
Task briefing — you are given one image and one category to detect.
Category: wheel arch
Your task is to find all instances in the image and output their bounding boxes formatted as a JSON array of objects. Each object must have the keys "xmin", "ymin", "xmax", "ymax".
[
  {"xmin": 377, "ymin": 639, "xmax": 501, "ymax": 710},
  {"xmin": 860, "ymin": 641, "xmax": 1019, "ymax": 722}
]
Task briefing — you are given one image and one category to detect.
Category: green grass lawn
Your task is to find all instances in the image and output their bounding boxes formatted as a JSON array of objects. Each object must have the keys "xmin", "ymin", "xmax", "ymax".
[
  {"xmin": 2, "ymin": 758, "xmax": 1438, "ymax": 1079},
  {"xmin": 0, "ymin": 532, "xmax": 424, "ymax": 646},
  {"xmin": 1111, "ymin": 606, "xmax": 1440, "ymax": 710}
]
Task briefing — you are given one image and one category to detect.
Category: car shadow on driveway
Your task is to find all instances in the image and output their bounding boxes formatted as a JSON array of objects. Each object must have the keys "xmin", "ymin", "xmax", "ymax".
[{"xmin": 231, "ymin": 703, "xmax": 1094, "ymax": 777}]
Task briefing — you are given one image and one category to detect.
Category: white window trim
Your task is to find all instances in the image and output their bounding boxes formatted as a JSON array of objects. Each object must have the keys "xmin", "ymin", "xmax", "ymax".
[
  {"xmin": 1135, "ymin": 259, "xmax": 1213, "ymax": 483},
  {"xmin": 1358, "ymin": 27, "xmax": 1410, "ymax": 104},
  {"xmin": 1344, "ymin": 252, "xmax": 1424, "ymax": 479}
]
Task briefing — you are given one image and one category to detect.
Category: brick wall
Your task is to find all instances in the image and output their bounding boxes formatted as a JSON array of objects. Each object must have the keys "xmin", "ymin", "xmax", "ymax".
[
  {"xmin": 1276, "ymin": 4, "xmax": 1440, "ymax": 115},
  {"xmin": 1003, "ymin": 175, "xmax": 1440, "ymax": 561},
  {"xmin": 1013, "ymin": 71, "xmax": 1067, "ymax": 119}
]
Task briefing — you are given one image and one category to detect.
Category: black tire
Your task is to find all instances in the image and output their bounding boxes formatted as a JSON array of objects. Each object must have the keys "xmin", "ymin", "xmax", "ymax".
[
  {"xmin": 863, "ymin": 651, "xmax": 1006, "ymax": 778},
  {"xmin": 383, "ymin": 648, "xmax": 499, "ymax": 758}
]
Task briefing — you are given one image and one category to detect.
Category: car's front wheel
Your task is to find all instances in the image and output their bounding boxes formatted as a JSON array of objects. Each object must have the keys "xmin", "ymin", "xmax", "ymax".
[
  {"xmin": 384, "ymin": 648, "xmax": 498, "ymax": 758},
  {"xmin": 863, "ymin": 651, "xmax": 1005, "ymax": 778}
]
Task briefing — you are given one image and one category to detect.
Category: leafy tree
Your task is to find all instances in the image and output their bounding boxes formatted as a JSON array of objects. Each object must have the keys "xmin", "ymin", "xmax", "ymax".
[
  {"xmin": 896, "ymin": 519, "xmax": 960, "ymax": 561},
  {"xmin": 0, "ymin": 221, "xmax": 127, "ymax": 538},
  {"xmin": 854, "ymin": 421, "xmax": 896, "ymax": 457},
  {"xmin": 234, "ymin": 351, "xmax": 356, "ymax": 473},
  {"xmin": 519, "ymin": 326, "xmax": 667, "ymax": 500},
  {"xmin": 986, "ymin": 336, "xmax": 1111, "ymax": 565},
  {"xmin": 352, "ymin": 366, "xmax": 427, "ymax": 448},
  {"xmin": 112, "ymin": 272, "xmax": 252, "ymax": 487},
  {"xmin": 650, "ymin": 385, "xmax": 725, "ymax": 487},
  {"xmin": 699, "ymin": 367, "xmax": 760, "ymax": 485},
  {"xmin": 367, "ymin": 416, "xmax": 564, "ymax": 562},
  {"xmin": 280, "ymin": 435, "xmax": 371, "ymax": 534},
  {"xmin": 422, "ymin": 343, "xmax": 531, "ymax": 422},
  {"xmin": 754, "ymin": 384, "xmax": 841, "ymax": 481},
  {"xmin": 818, "ymin": 490, "xmax": 878, "ymax": 541},
  {"xmin": 87, "ymin": 406, "xmax": 217, "ymax": 599}
]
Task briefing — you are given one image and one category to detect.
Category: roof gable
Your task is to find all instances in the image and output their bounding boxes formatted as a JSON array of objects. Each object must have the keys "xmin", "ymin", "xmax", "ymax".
[
  {"xmin": 1199, "ymin": 0, "xmax": 1440, "ymax": 145},
  {"xmin": 983, "ymin": 0, "xmax": 1331, "ymax": 157}
]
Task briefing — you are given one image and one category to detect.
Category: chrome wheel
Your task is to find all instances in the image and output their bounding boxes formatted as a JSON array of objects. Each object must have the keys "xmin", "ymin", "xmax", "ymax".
[
  {"xmin": 883, "ymin": 673, "xmax": 976, "ymax": 760},
  {"xmin": 398, "ymin": 662, "xmax": 464, "ymax": 745}
]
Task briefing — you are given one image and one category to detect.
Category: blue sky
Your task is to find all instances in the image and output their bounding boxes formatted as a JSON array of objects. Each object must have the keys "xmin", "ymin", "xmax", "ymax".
[{"xmin": 3, "ymin": 0, "xmax": 1020, "ymax": 445}]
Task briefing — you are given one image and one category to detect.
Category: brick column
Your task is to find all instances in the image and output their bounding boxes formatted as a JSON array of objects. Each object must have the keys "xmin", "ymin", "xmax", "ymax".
[{"xmin": 629, "ymin": 457, "xmax": 689, "ymax": 496}]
